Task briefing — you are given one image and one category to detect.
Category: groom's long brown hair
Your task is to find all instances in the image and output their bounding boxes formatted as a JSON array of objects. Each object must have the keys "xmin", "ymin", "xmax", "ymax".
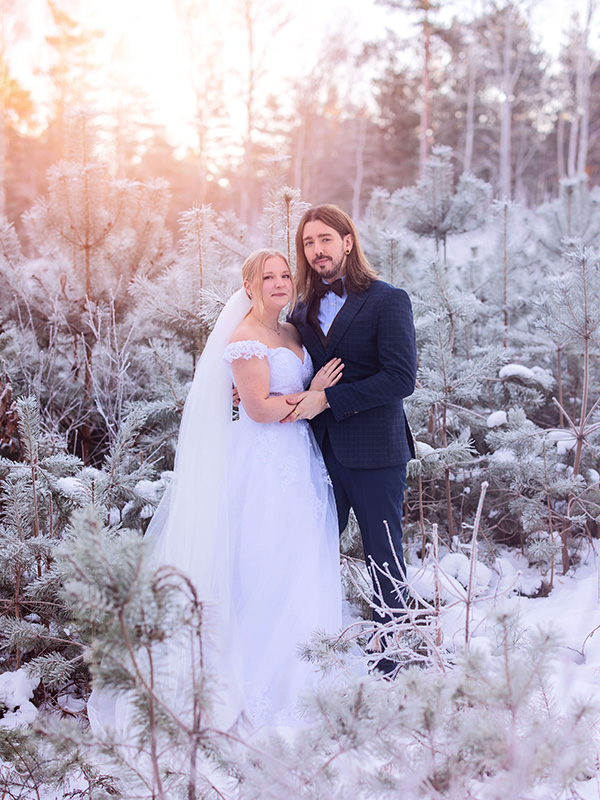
[{"xmin": 294, "ymin": 205, "xmax": 378, "ymax": 303}]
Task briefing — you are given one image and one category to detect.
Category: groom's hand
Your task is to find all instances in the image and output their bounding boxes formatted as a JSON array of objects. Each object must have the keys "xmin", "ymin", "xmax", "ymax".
[{"xmin": 281, "ymin": 391, "xmax": 328, "ymax": 422}]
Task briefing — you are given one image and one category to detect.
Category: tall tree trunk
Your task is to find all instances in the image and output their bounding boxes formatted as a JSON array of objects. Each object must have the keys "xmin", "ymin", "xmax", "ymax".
[
  {"xmin": 195, "ymin": 94, "xmax": 208, "ymax": 205},
  {"xmin": 419, "ymin": 0, "xmax": 432, "ymax": 177},
  {"xmin": 464, "ymin": 41, "xmax": 476, "ymax": 174},
  {"xmin": 576, "ymin": 58, "xmax": 590, "ymax": 178},
  {"xmin": 0, "ymin": 20, "xmax": 9, "ymax": 217},
  {"xmin": 576, "ymin": 1, "xmax": 593, "ymax": 177},
  {"xmin": 351, "ymin": 114, "xmax": 367, "ymax": 220},
  {"xmin": 499, "ymin": 9, "xmax": 513, "ymax": 199},
  {"xmin": 240, "ymin": 0, "xmax": 256, "ymax": 226},
  {"xmin": 173, "ymin": 0, "xmax": 225, "ymax": 207},
  {"xmin": 567, "ymin": 107, "xmax": 579, "ymax": 177},
  {"xmin": 293, "ymin": 113, "xmax": 306, "ymax": 194},
  {"xmin": 557, "ymin": 112, "xmax": 566, "ymax": 179},
  {"xmin": 0, "ymin": 92, "xmax": 5, "ymax": 218}
]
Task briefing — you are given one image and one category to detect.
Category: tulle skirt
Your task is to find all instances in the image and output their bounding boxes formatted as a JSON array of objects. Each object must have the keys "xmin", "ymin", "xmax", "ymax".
[
  {"xmin": 87, "ymin": 414, "xmax": 342, "ymax": 737},
  {"xmin": 227, "ymin": 413, "xmax": 342, "ymax": 726}
]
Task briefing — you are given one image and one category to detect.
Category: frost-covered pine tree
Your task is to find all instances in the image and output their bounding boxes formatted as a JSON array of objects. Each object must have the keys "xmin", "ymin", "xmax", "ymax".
[
  {"xmin": 396, "ymin": 144, "xmax": 492, "ymax": 263},
  {"xmin": 534, "ymin": 246, "xmax": 600, "ymax": 566},
  {"xmin": 465, "ymin": 200, "xmax": 541, "ymax": 351},
  {"xmin": 0, "ymin": 397, "xmax": 83, "ymax": 684},
  {"xmin": 234, "ymin": 612, "xmax": 598, "ymax": 800},
  {"xmin": 360, "ymin": 187, "xmax": 421, "ymax": 288},
  {"xmin": 535, "ymin": 176, "xmax": 600, "ymax": 255},
  {"xmin": 53, "ymin": 505, "xmax": 238, "ymax": 799},
  {"xmin": 259, "ymin": 157, "xmax": 310, "ymax": 267},
  {"xmin": 0, "ymin": 111, "xmax": 173, "ymax": 465},
  {"xmin": 130, "ymin": 203, "xmax": 248, "ymax": 358},
  {"xmin": 407, "ymin": 259, "xmax": 502, "ymax": 543}
]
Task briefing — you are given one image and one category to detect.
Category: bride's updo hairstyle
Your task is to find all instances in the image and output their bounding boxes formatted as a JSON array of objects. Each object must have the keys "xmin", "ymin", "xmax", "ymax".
[{"xmin": 242, "ymin": 248, "xmax": 297, "ymax": 313}]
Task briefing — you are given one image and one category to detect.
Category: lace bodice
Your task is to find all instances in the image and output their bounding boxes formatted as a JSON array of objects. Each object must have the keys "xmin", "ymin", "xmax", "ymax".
[{"xmin": 223, "ymin": 340, "xmax": 313, "ymax": 395}]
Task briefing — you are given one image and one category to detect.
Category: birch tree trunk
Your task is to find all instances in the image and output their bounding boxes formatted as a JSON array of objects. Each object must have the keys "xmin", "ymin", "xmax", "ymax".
[
  {"xmin": 351, "ymin": 114, "xmax": 367, "ymax": 220},
  {"xmin": 575, "ymin": 1, "xmax": 594, "ymax": 177},
  {"xmin": 240, "ymin": 0, "xmax": 256, "ymax": 227},
  {"xmin": 0, "ymin": 67, "xmax": 6, "ymax": 219},
  {"xmin": 557, "ymin": 112, "xmax": 566, "ymax": 179},
  {"xmin": 419, "ymin": 0, "xmax": 432, "ymax": 177},
  {"xmin": 464, "ymin": 39, "xmax": 476, "ymax": 174},
  {"xmin": 0, "ymin": 0, "xmax": 19, "ymax": 219},
  {"xmin": 567, "ymin": 101, "xmax": 579, "ymax": 177},
  {"xmin": 293, "ymin": 113, "xmax": 307, "ymax": 197},
  {"xmin": 499, "ymin": 8, "xmax": 514, "ymax": 200}
]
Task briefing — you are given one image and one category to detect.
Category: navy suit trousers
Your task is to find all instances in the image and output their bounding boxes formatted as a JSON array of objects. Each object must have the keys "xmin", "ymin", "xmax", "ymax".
[{"xmin": 321, "ymin": 433, "xmax": 407, "ymax": 621}]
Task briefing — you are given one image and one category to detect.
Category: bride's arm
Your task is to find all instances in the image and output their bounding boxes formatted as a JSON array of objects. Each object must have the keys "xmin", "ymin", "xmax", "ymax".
[{"xmin": 231, "ymin": 356, "xmax": 299, "ymax": 423}]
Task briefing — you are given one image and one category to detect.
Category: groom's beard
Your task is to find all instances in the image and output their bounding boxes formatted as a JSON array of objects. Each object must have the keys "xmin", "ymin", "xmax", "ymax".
[{"xmin": 311, "ymin": 253, "xmax": 345, "ymax": 282}]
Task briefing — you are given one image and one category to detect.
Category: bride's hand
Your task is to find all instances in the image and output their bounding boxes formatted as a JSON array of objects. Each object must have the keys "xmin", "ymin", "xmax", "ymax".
[{"xmin": 310, "ymin": 358, "xmax": 344, "ymax": 391}]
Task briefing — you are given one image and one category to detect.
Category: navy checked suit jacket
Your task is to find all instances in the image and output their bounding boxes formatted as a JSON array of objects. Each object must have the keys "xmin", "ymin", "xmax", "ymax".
[{"xmin": 289, "ymin": 279, "xmax": 417, "ymax": 469}]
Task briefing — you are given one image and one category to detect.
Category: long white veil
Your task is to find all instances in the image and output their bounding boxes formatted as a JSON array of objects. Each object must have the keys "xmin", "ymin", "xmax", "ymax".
[
  {"xmin": 147, "ymin": 287, "xmax": 252, "ymax": 622},
  {"xmin": 88, "ymin": 288, "xmax": 252, "ymax": 735},
  {"xmin": 146, "ymin": 287, "xmax": 252, "ymax": 724}
]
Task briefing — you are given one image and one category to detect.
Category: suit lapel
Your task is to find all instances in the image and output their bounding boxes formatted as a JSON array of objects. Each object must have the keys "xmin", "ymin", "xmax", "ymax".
[
  {"xmin": 295, "ymin": 299, "xmax": 326, "ymax": 358},
  {"xmin": 307, "ymin": 295, "xmax": 328, "ymax": 350},
  {"xmin": 326, "ymin": 290, "xmax": 369, "ymax": 353}
]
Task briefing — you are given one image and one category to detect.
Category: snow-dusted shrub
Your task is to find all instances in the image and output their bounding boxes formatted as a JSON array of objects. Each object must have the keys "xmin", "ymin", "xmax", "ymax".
[
  {"xmin": 4, "ymin": 502, "xmax": 596, "ymax": 800},
  {"xmin": 1, "ymin": 114, "xmax": 174, "ymax": 465},
  {"xmin": 238, "ymin": 617, "xmax": 598, "ymax": 800},
  {"xmin": 396, "ymin": 145, "xmax": 493, "ymax": 261}
]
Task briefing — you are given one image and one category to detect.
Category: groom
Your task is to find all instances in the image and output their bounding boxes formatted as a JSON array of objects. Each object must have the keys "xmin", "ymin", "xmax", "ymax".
[{"xmin": 285, "ymin": 204, "xmax": 417, "ymax": 630}]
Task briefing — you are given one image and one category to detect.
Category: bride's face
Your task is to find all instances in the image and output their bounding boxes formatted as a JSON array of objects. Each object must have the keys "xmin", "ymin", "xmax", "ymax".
[{"xmin": 255, "ymin": 256, "xmax": 293, "ymax": 313}]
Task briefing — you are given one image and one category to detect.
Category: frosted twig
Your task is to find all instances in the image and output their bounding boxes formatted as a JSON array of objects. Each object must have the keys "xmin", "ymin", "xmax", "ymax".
[{"xmin": 465, "ymin": 480, "xmax": 489, "ymax": 649}]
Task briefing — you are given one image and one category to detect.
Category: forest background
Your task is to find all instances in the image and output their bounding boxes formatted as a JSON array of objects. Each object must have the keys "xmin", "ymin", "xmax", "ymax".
[
  {"xmin": 0, "ymin": 0, "xmax": 598, "ymax": 233},
  {"xmin": 2, "ymin": 0, "xmax": 600, "ymax": 797}
]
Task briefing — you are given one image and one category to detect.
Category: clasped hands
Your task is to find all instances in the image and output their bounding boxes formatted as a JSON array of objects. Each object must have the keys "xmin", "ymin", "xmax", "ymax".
[{"xmin": 281, "ymin": 357, "xmax": 343, "ymax": 423}]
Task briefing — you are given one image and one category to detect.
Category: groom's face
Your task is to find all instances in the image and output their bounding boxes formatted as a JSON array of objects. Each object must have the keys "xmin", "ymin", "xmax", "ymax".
[{"xmin": 302, "ymin": 220, "xmax": 352, "ymax": 284}]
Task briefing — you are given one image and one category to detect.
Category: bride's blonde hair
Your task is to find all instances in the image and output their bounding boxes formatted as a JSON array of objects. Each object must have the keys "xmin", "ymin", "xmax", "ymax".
[{"xmin": 242, "ymin": 248, "xmax": 297, "ymax": 313}]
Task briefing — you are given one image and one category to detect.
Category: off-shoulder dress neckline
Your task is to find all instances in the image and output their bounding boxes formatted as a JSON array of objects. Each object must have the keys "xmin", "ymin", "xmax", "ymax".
[{"xmin": 227, "ymin": 339, "xmax": 306, "ymax": 365}]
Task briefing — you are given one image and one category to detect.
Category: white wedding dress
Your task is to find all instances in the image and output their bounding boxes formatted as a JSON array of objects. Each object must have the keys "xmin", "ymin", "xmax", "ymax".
[
  {"xmin": 88, "ymin": 290, "xmax": 342, "ymax": 743},
  {"xmin": 223, "ymin": 340, "xmax": 342, "ymax": 726}
]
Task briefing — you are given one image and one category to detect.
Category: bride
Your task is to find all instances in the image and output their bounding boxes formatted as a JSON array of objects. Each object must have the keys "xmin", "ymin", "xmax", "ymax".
[{"xmin": 88, "ymin": 249, "xmax": 343, "ymax": 736}]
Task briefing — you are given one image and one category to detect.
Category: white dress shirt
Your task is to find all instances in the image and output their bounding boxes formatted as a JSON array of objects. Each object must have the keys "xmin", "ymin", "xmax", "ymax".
[{"xmin": 317, "ymin": 278, "xmax": 347, "ymax": 335}]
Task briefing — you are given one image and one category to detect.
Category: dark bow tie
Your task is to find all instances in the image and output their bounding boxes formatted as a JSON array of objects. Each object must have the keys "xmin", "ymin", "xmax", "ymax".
[{"xmin": 314, "ymin": 278, "xmax": 344, "ymax": 299}]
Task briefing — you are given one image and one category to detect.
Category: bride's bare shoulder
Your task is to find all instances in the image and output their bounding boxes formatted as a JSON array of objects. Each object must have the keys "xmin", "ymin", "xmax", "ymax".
[{"xmin": 228, "ymin": 316, "xmax": 267, "ymax": 346}]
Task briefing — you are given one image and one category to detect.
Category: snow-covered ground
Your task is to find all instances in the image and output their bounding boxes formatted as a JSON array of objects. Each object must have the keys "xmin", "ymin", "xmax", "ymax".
[
  {"xmin": 0, "ymin": 669, "xmax": 39, "ymax": 728},
  {"xmin": 408, "ymin": 543, "xmax": 600, "ymax": 693},
  {"xmin": 404, "ymin": 544, "xmax": 600, "ymax": 799},
  {"xmin": 4, "ymin": 545, "xmax": 600, "ymax": 799}
]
